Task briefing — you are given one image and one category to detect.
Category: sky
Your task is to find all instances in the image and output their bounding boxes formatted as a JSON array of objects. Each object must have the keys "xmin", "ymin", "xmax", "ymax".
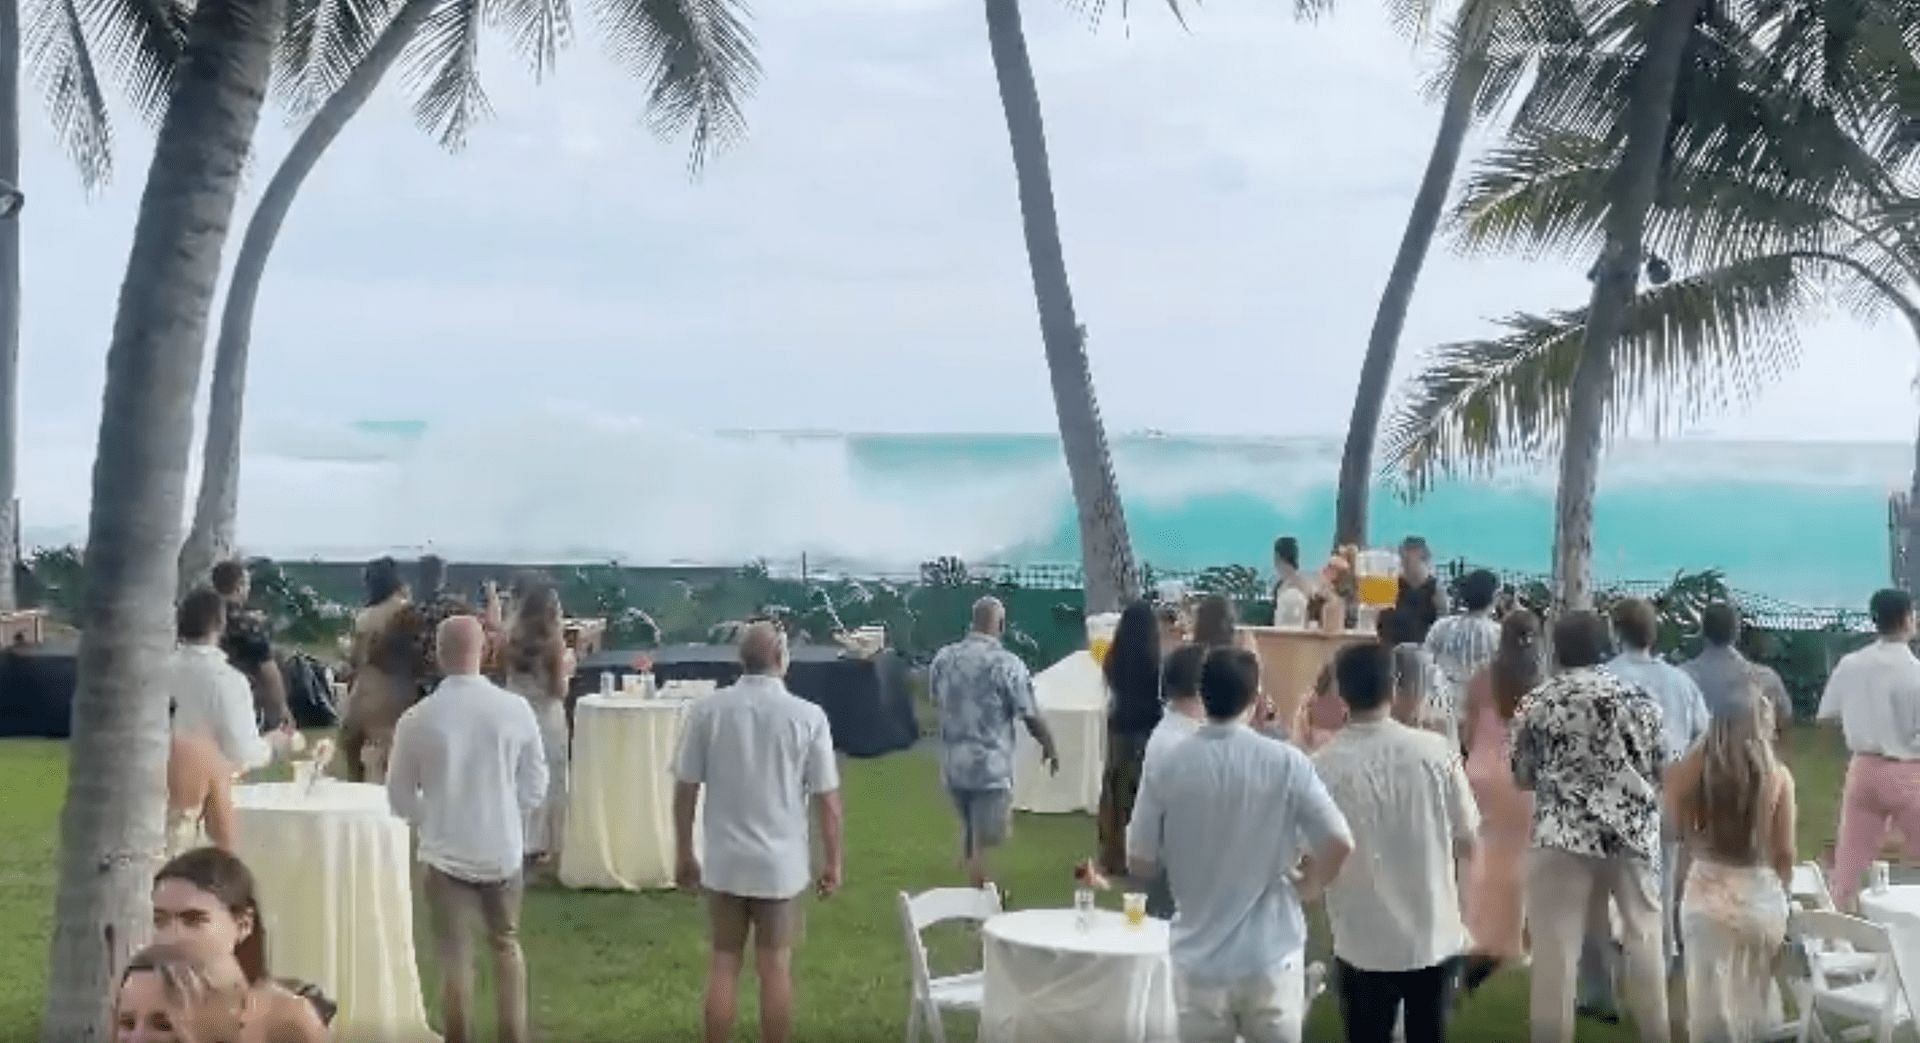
[{"xmin": 24, "ymin": 0, "xmax": 1919, "ymax": 444}]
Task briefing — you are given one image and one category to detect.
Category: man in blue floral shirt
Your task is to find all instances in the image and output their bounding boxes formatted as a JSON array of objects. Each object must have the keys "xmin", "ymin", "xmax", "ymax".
[
  {"xmin": 1512, "ymin": 610, "xmax": 1670, "ymax": 1043},
  {"xmin": 929, "ymin": 597, "xmax": 1060, "ymax": 887}
]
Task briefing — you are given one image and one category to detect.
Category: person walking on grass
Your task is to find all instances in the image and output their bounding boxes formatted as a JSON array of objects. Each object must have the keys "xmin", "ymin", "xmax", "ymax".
[
  {"xmin": 929, "ymin": 597, "xmax": 1060, "ymax": 888},
  {"xmin": 1141, "ymin": 643, "xmax": 1209, "ymax": 919},
  {"xmin": 1315, "ymin": 642, "xmax": 1478, "ymax": 1043},
  {"xmin": 167, "ymin": 587, "xmax": 281, "ymax": 775},
  {"xmin": 1685, "ymin": 602, "xmax": 1793, "ymax": 728},
  {"xmin": 1129, "ymin": 647, "xmax": 1354, "ymax": 1043},
  {"xmin": 1820, "ymin": 588, "xmax": 1920, "ymax": 910},
  {"xmin": 387, "ymin": 615, "xmax": 548, "ymax": 1043},
  {"xmin": 1513, "ymin": 611, "xmax": 1670, "ymax": 1043},
  {"xmin": 675, "ymin": 622, "xmax": 844, "ymax": 1043}
]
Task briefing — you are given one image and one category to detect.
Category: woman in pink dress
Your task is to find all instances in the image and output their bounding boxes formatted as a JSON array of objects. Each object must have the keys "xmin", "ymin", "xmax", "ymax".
[{"xmin": 1460, "ymin": 609, "xmax": 1542, "ymax": 992}]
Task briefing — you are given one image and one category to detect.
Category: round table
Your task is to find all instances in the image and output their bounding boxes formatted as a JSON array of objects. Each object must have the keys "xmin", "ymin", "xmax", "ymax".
[
  {"xmin": 1014, "ymin": 653, "xmax": 1105, "ymax": 815},
  {"xmin": 980, "ymin": 908, "xmax": 1177, "ymax": 1043},
  {"xmin": 559, "ymin": 694, "xmax": 699, "ymax": 891},
  {"xmin": 1859, "ymin": 885, "xmax": 1920, "ymax": 990},
  {"xmin": 232, "ymin": 782, "xmax": 437, "ymax": 1043}
]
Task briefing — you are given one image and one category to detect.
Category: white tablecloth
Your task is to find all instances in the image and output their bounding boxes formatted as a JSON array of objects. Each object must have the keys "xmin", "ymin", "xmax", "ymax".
[
  {"xmin": 1014, "ymin": 652, "xmax": 1105, "ymax": 814},
  {"xmin": 232, "ymin": 782, "xmax": 436, "ymax": 1043},
  {"xmin": 559, "ymin": 694, "xmax": 698, "ymax": 891},
  {"xmin": 1855, "ymin": 885, "xmax": 1920, "ymax": 1009},
  {"xmin": 980, "ymin": 908, "xmax": 1177, "ymax": 1043}
]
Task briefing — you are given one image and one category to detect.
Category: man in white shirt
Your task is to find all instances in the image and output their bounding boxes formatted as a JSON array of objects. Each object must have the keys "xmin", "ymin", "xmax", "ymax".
[
  {"xmin": 1129, "ymin": 647, "xmax": 1354, "ymax": 1043},
  {"xmin": 675, "ymin": 622, "xmax": 844, "ymax": 1043},
  {"xmin": 1820, "ymin": 588, "xmax": 1920, "ymax": 909},
  {"xmin": 165, "ymin": 587, "xmax": 275, "ymax": 774},
  {"xmin": 1141, "ymin": 643, "xmax": 1208, "ymax": 919},
  {"xmin": 1315, "ymin": 642, "xmax": 1478, "ymax": 1043},
  {"xmin": 387, "ymin": 615, "xmax": 547, "ymax": 1043}
]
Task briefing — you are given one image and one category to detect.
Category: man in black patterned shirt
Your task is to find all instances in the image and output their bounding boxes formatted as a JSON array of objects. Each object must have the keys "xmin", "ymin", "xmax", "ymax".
[{"xmin": 1512, "ymin": 611, "xmax": 1669, "ymax": 1043}]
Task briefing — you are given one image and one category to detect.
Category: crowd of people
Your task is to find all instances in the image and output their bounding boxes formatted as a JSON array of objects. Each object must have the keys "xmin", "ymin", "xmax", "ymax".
[
  {"xmin": 928, "ymin": 533, "xmax": 1920, "ymax": 1043},
  {"xmin": 110, "ymin": 540, "xmax": 1920, "ymax": 1043}
]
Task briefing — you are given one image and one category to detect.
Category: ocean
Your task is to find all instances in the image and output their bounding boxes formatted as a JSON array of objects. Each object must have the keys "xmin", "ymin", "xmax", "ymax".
[{"xmin": 15, "ymin": 410, "xmax": 1906, "ymax": 611}]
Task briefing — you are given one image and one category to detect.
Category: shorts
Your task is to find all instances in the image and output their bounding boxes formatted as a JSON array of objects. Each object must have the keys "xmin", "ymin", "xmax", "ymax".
[
  {"xmin": 949, "ymin": 786, "xmax": 1012, "ymax": 856},
  {"xmin": 707, "ymin": 892, "xmax": 802, "ymax": 953}
]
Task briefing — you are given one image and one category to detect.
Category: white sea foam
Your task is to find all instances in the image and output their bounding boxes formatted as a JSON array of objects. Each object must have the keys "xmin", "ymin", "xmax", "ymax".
[{"xmin": 12, "ymin": 409, "xmax": 1910, "ymax": 607}]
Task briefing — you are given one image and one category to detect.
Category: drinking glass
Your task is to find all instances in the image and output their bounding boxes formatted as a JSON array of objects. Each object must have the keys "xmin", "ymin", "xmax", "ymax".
[
  {"xmin": 1872, "ymin": 860, "xmax": 1892, "ymax": 894},
  {"xmin": 1122, "ymin": 892, "xmax": 1146, "ymax": 929},
  {"xmin": 599, "ymin": 671, "xmax": 615, "ymax": 696},
  {"xmin": 1073, "ymin": 888, "xmax": 1095, "ymax": 932}
]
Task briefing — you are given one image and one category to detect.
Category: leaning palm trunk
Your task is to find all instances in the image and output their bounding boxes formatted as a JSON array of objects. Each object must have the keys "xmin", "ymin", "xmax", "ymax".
[
  {"xmin": 1551, "ymin": 0, "xmax": 1699, "ymax": 610},
  {"xmin": 1334, "ymin": 58, "xmax": 1485, "ymax": 550},
  {"xmin": 42, "ymin": 0, "xmax": 279, "ymax": 1032},
  {"xmin": 0, "ymin": 0, "xmax": 20, "ymax": 612},
  {"xmin": 982, "ymin": 0, "xmax": 1138, "ymax": 614},
  {"xmin": 179, "ymin": 0, "xmax": 435, "ymax": 592}
]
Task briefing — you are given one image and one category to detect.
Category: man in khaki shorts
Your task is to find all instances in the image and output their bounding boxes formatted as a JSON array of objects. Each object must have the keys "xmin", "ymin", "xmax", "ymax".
[{"xmin": 675, "ymin": 622, "xmax": 844, "ymax": 1043}]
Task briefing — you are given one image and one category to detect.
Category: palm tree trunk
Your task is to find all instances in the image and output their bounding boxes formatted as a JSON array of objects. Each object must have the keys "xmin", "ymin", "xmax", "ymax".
[
  {"xmin": 982, "ymin": 0, "xmax": 1138, "ymax": 614},
  {"xmin": 1551, "ymin": 0, "xmax": 1699, "ymax": 610},
  {"xmin": 179, "ymin": 0, "xmax": 433, "ymax": 593},
  {"xmin": 0, "ymin": 0, "xmax": 20, "ymax": 613},
  {"xmin": 1333, "ymin": 59, "xmax": 1484, "ymax": 550},
  {"xmin": 42, "ymin": 0, "xmax": 279, "ymax": 1033}
]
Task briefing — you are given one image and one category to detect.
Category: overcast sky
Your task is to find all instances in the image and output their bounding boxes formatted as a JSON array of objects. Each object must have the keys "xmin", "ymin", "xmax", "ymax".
[{"xmin": 24, "ymin": 0, "xmax": 1917, "ymax": 444}]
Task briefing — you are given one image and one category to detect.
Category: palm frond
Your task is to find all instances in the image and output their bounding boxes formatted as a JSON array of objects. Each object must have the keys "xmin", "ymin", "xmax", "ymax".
[
  {"xmin": 593, "ymin": 0, "xmax": 758, "ymax": 173},
  {"xmin": 401, "ymin": 0, "xmax": 491, "ymax": 150},
  {"xmin": 1382, "ymin": 253, "xmax": 1812, "ymax": 494},
  {"xmin": 487, "ymin": 0, "xmax": 573, "ymax": 80},
  {"xmin": 278, "ymin": 0, "xmax": 410, "ymax": 115},
  {"xmin": 73, "ymin": 0, "xmax": 187, "ymax": 124},
  {"xmin": 26, "ymin": 0, "xmax": 114, "ymax": 188}
]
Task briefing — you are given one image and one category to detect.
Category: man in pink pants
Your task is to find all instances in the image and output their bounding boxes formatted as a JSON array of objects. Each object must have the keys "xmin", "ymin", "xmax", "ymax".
[{"xmin": 1821, "ymin": 588, "xmax": 1920, "ymax": 910}]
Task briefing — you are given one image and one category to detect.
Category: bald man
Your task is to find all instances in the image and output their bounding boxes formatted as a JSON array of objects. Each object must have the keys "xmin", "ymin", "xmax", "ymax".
[
  {"xmin": 929, "ymin": 597, "xmax": 1060, "ymax": 887},
  {"xmin": 675, "ymin": 622, "xmax": 842, "ymax": 1043},
  {"xmin": 388, "ymin": 615, "xmax": 547, "ymax": 1043}
]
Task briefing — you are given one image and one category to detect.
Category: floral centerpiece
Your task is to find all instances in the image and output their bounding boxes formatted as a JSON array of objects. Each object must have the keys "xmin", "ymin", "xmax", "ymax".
[{"xmin": 628, "ymin": 654, "xmax": 655, "ymax": 697}]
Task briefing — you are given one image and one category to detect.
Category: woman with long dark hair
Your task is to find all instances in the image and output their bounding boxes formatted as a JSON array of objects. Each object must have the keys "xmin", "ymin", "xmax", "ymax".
[
  {"xmin": 506, "ymin": 583, "xmax": 573, "ymax": 863},
  {"xmin": 1461, "ymin": 610, "xmax": 1542, "ymax": 990},
  {"xmin": 1190, "ymin": 595, "xmax": 1239, "ymax": 650},
  {"xmin": 1097, "ymin": 601, "xmax": 1163, "ymax": 875},
  {"xmin": 150, "ymin": 848, "xmax": 331, "ymax": 1041}
]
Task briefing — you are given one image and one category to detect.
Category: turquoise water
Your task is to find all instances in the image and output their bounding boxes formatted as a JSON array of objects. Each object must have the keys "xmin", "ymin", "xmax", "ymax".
[{"xmin": 24, "ymin": 419, "xmax": 1882, "ymax": 610}]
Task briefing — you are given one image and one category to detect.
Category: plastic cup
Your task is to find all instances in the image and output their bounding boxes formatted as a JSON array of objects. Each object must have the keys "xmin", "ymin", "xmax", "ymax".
[{"xmin": 1123, "ymin": 892, "xmax": 1146, "ymax": 928}]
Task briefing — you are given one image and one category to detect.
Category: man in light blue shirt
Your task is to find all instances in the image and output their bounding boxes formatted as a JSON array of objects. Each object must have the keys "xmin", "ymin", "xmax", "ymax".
[
  {"xmin": 1128, "ymin": 647, "xmax": 1354, "ymax": 1043},
  {"xmin": 1578, "ymin": 597, "xmax": 1704, "ymax": 1021}
]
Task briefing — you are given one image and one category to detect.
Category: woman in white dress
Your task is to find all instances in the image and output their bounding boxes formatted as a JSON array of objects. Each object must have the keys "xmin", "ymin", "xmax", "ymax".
[
  {"xmin": 1665, "ymin": 686, "xmax": 1796, "ymax": 1043},
  {"xmin": 506, "ymin": 582, "xmax": 573, "ymax": 864}
]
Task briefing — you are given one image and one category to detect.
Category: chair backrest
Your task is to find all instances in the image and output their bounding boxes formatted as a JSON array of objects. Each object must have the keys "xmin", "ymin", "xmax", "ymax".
[
  {"xmin": 1791, "ymin": 909, "xmax": 1913, "ymax": 1026},
  {"xmin": 1791, "ymin": 862, "xmax": 1838, "ymax": 911},
  {"xmin": 897, "ymin": 886, "xmax": 1002, "ymax": 994}
]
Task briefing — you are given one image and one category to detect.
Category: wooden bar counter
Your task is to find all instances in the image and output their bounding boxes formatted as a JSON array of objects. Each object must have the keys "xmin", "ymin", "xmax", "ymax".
[{"xmin": 1238, "ymin": 626, "xmax": 1373, "ymax": 734}]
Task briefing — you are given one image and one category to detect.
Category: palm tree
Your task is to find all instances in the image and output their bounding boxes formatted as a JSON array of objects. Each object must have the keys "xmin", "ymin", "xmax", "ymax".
[
  {"xmin": 176, "ymin": 0, "xmax": 758, "ymax": 588},
  {"xmin": 7, "ymin": 0, "xmax": 183, "ymax": 611},
  {"xmin": 982, "ymin": 0, "xmax": 1142, "ymax": 613},
  {"xmin": 40, "ymin": 0, "xmax": 281, "ymax": 1033},
  {"xmin": 1383, "ymin": 13, "xmax": 1920, "ymax": 604},
  {"xmin": 1332, "ymin": 0, "xmax": 1586, "ymax": 548}
]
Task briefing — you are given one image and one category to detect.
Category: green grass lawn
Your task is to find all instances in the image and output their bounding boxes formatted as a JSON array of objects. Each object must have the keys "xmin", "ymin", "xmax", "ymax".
[{"xmin": 0, "ymin": 726, "xmax": 1857, "ymax": 1041}]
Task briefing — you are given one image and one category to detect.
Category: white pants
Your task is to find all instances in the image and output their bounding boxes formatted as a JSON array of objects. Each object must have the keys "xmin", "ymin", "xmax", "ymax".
[{"xmin": 1176, "ymin": 958, "xmax": 1304, "ymax": 1043}]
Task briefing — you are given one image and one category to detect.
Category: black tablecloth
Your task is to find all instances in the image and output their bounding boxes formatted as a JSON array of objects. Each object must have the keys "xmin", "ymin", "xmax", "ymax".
[
  {"xmin": 0, "ymin": 642, "xmax": 77, "ymax": 738},
  {"xmin": 576, "ymin": 644, "xmax": 916, "ymax": 758}
]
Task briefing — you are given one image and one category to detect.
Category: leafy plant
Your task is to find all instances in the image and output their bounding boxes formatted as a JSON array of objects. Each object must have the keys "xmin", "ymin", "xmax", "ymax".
[
  {"xmin": 1192, "ymin": 564, "xmax": 1263, "ymax": 604},
  {"xmin": 919, "ymin": 556, "xmax": 971, "ymax": 588}
]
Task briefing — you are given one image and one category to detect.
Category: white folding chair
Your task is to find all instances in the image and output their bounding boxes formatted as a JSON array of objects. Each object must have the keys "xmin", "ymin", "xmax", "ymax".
[
  {"xmin": 898, "ymin": 884, "xmax": 1002, "ymax": 1043},
  {"xmin": 1792, "ymin": 865, "xmax": 1882, "ymax": 983},
  {"xmin": 1788, "ymin": 909, "xmax": 1912, "ymax": 1043}
]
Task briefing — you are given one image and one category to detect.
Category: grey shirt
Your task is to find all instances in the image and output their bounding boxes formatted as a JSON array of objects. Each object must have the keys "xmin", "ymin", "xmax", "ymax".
[
  {"xmin": 929, "ymin": 633, "xmax": 1037, "ymax": 792},
  {"xmin": 1682, "ymin": 646, "xmax": 1792, "ymax": 723}
]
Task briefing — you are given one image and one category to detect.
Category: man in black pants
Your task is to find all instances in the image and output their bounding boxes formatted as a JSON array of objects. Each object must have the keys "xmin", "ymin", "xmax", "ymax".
[{"xmin": 1312, "ymin": 643, "xmax": 1479, "ymax": 1043}]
